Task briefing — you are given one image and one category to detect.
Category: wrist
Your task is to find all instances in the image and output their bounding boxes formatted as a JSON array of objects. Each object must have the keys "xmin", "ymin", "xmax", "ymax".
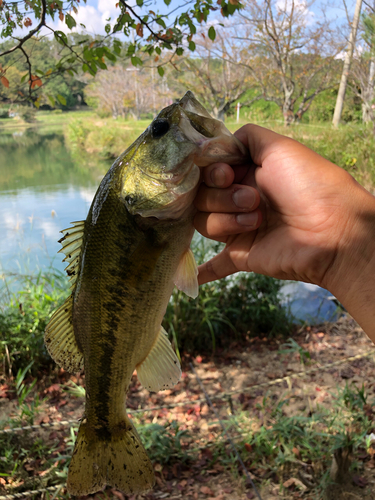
[{"xmin": 322, "ymin": 181, "xmax": 375, "ymax": 340}]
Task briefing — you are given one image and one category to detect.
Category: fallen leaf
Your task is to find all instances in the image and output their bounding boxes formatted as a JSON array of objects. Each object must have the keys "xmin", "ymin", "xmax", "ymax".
[
  {"xmin": 200, "ymin": 486, "xmax": 214, "ymax": 495},
  {"xmin": 352, "ymin": 475, "xmax": 368, "ymax": 488}
]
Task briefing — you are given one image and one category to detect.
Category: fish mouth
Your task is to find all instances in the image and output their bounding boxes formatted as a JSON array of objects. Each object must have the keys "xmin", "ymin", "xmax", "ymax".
[{"xmin": 178, "ymin": 92, "xmax": 250, "ymax": 167}]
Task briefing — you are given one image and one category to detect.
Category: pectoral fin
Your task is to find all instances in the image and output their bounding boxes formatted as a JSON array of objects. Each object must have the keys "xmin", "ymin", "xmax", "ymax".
[
  {"xmin": 44, "ymin": 296, "xmax": 84, "ymax": 373},
  {"xmin": 173, "ymin": 247, "xmax": 199, "ymax": 299},
  {"xmin": 136, "ymin": 327, "xmax": 181, "ymax": 392}
]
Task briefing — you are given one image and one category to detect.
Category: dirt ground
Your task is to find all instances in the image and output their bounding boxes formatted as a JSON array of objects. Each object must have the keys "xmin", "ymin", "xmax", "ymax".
[{"xmin": 1, "ymin": 315, "xmax": 375, "ymax": 499}]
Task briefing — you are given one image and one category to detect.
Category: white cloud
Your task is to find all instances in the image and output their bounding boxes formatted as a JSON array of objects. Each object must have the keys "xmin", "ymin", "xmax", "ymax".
[{"xmin": 53, "ymin": 0, "xmax": 120, "ymax": 35}]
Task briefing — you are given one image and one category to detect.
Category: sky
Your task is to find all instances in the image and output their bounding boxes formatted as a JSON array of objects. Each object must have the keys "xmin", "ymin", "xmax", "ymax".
[{"xmin": 7, "ymin": 0, "xmax": 358, "ymax": 42}]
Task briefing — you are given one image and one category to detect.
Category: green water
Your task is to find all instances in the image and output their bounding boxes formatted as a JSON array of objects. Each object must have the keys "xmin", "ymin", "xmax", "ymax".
[{"xmin": 0, "ymin": 127, "xmax": 109, "ymax": 281}]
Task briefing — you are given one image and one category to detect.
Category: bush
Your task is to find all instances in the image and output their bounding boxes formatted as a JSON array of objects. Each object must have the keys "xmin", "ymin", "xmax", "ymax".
[
  {"xmin": 19, "ymin": 107, "xmax": 37, "ymax": 123},
  {"xmin": 0, "ymin": 272, "xmax": 67, "ymax": 375},
  {"xmin": 0, "ymin": 108, "xmax": 9, "ymax": 119}
]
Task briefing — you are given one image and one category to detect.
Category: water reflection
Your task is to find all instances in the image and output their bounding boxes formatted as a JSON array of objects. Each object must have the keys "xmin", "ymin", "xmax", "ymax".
[{"xmin": 0, "ymin": 128, "xmax": 109, "ymax": 278}]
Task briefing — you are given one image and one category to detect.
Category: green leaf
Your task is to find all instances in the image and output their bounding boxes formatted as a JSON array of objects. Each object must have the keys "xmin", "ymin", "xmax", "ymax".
[
  {"xmin": 155, "ymin": 18, "xmax": 166, "ymax": 29},
  {"xmin": 208, "ymin": 26, "xmax": 216, "ymax": 41},
  {"xmin": 155, "ymin": 47, "xmax": 161, "ymax": 55},
  {"xmin": 54, "ymin": 31, "xmax": 68, "ymax": 46},
  {"xmin": 104, "ymin": 51, "xmax": 116, "ymax": 61},
  {"xmin": 176, "ymin": 47, "xmax": 183, "ymax": 56},
  {"xmin": 65, "ymin": 13, "xmax": 76, "ymax": 29},
  {"xmin": 83, "ymin": 46, "xmax": 93, "ymax": 61},
  {"xmin": 67, "ymin": 70, "xmax": 74, "ymax": 76},
  {"xmin": 164, "ymin": 0, "xmax": 171, "ymax": 5},
  {"xmin": 188, "ymin": 41, "xmax": 196, "ymax": 51},
  {"xmin": 56, "ymin": 94, "xmax": 66, "ymax": 106},
  {"xmin": 131, "ymin": 55, "xmax": 143, "ymax": 66},
  {"xmin": 157, "ymin": 66, "xmax": 164, "ymax": 77},
  {"xmin": 127, "ymin": 43, "xmax": 136, "ymax": 56},
  {"xmin": 82, "ymin": 63, "xmax": 89, "ymax": 73},
  {"xmin": 35, "ymin": 69, "xmax": 44, "ymax": 76},
  {"xmin": 105, "ymin": 23, "xmax": 111, "ymax": 34},
  {"xmin": 136, "ymin": 0, "xmax": 143, "ymax": 5},
  {"xmin": 20, "ymin": 73, "xmax": 28, "ymax": 83},
  {"xmin": 47, "ymin": 95, "xmax": 55, "ymax": 107},
  {"xmin": 96, "ymin": 60, "xmax": 108, "ymax": 70}
]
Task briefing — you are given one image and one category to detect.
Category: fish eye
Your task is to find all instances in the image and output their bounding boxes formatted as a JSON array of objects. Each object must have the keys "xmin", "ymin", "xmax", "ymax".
[{"xmin": 151, "ymin": 119, "xmax": 170, "ymax": 138}]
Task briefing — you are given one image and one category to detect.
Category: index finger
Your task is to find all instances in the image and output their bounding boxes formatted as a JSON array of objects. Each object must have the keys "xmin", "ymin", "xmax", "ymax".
[{"xmin": 234, "ymin": 124, "xmax": 293, "ymax": 166}]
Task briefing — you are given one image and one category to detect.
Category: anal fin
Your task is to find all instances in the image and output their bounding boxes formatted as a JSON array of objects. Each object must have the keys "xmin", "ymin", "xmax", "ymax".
[
  {"xmin": 44, "ymin": 295, "xmax": 83, "ymax": 373},
  {"xmin": 136, "ymin": 327, "xmax": 181, "ymax": 392}
]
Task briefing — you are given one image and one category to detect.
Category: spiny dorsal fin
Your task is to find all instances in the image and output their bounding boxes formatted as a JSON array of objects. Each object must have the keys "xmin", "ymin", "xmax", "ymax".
[
  {"xmin": 173, "ymin": 247, "xmax": 199, "ymax": 299},
  {"xmin": 58, "ymin": 221, "xmax": 85, "ymax": 290},
  {"xmin": 136, "ymin": 327, "xmax": 181, "ymax": 392},
  {"xmin": 44, "ymin": 295, "xmax": 83, "ymax": 373}
]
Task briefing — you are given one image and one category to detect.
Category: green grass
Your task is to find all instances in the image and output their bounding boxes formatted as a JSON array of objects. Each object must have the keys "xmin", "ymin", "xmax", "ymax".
[{"xmin": 0, "ymin": 271, "xmax": 68, "ymax": 375}]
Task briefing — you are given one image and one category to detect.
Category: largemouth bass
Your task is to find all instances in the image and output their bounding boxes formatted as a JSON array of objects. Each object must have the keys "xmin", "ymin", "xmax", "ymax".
[{"xmin": 44, "ymin": 91, "xmax": 248, "ymax": 496}]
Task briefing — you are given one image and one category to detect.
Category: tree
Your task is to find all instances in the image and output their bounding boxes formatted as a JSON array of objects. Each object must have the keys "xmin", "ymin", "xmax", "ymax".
[
  {"xmin": 332, "ymin": 0, "xmax": 363, "ymax": 127},
  {"xmin": 173, "ymin": 28, "xmax": 253, "ymax": 120},
  {"xmin": 349, "ymin": 7, "xmax": 375, "ymax": 125},
  {"xmin": 84, "ymin": 65, "xmax": 166, "ymax": 119},
  {"xmin": 0, "ymin": 0, "xmax": 241, "ymax": 104},
  {"xmin": 230, "ymin": 0, "xmax": 342, "ymax": 125}
]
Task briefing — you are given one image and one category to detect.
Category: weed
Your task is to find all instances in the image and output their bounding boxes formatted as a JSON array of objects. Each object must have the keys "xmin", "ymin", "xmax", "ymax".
[
  {"xmin": 279, "ymin": 338, "xmax": 311, "ymax": 366},
  {"xmin": 0, "ymin": 271, "xmax": 67, "ymax": 375}
]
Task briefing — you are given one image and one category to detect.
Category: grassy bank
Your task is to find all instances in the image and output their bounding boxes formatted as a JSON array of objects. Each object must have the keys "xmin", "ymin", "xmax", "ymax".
[{"xmin": 65, "ymin": 115, "xmax": 375, "ymax": 189}]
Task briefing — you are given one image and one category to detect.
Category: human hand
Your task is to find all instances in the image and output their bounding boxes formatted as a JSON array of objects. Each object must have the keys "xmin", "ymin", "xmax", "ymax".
[{"xmin": 194, "ymin": 125, "xmax": 375, "ymax": 338}]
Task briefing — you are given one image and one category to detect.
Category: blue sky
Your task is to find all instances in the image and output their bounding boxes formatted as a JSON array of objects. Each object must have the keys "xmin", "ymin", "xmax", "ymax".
[{"xmin": 46, "ymin": 0, "xmax": 356, "ymax": 38}]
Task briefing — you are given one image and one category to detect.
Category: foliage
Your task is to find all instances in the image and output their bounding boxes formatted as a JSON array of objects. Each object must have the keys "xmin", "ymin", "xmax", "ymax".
[
  {"xmin": 0, "ymin": 272, "xmax": 67, "ymax": 375},
  {"xmin": 0, "ymin": 0, "xmax": 241, "ymax": 103},
  {"xmin": 232, "ymin": 0, "xmax": 343, "ymax": 125},
  {"xmin": 236, "ymin": 382, "xmax": 375, "ymax": 494},
  {"xmin": 139, "ymin": 421, "xmax": 190, "ymax": 464},
  {"xmin": 289, "ymin": 123, "xmax": 375, "ymax": 188}
]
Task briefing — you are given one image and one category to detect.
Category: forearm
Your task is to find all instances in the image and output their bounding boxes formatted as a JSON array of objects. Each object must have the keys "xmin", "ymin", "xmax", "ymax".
[{"xmin": 323, "ymin": 182, "xmax": 375, "ymax": 342}]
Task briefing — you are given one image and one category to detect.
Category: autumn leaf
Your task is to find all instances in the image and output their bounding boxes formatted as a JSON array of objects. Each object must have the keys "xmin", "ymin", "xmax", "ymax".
[
  {"xmin": 24, "ymin": 17, "xmax": 32, "ymax": 27},
  {"xmin": 1, "ymin": 76, "xmax": 9, "ymax": 88},
  {"xmin": 136, "ymin": 23, "xmax": 143, "ymax": 37},
  {"xmin": 29, "ymin": 75, "xmax": 43, "ymax": 88},
  {"xmin": 59, "ymin": 11, "xmax": 64, "ymax": 21},
  {"xmin": 154, "ymin": 55, "xmax": 159, "ymax": 62}
]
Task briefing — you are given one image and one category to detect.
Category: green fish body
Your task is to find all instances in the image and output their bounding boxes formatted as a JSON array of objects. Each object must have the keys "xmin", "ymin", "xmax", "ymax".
[{"xmin": 44, "ymin": 92, "xmax": 248, "ymax": 496}]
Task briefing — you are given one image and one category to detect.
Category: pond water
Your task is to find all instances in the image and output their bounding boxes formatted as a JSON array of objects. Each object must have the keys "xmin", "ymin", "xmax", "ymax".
[
  {"xmin": 0, "ymin": 126, "xmax": 109, "ymax": 282},
  {"xmin": 0, "ymin": 124, "xmax": 340, "ymax": 323}
]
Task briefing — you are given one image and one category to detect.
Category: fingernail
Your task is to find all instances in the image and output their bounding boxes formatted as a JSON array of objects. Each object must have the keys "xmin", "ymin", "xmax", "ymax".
[
  {"xmin": 236, "ymin": 212, "xmax": 258, "ymax": 227},
  {"xmin": 210, "ymin": 168, "xmax": 226, "ymax": 187},
  {"xmin": 233, "ymin": 189, "xmax": 256, "ymax": 209}
]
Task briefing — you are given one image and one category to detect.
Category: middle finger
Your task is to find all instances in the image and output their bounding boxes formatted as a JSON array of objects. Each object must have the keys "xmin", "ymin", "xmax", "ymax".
[{"xmin": 194, "ymin": 184, "xmax": 260, "ymax": 213}]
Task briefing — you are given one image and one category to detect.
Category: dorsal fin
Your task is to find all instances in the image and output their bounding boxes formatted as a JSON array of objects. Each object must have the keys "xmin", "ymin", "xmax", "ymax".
[
  {"xmin": 44, "ymin": 221, "xmax": 86, "ymax": 373},
  {"xmin": 58, "ymin": 221, "xmax": 85, "ymax": 290}
]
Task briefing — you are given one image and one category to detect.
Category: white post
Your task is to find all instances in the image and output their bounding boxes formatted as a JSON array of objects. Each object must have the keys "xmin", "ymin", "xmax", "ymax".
[{"xmin": 236, "ymin": 102, "xmax": 241, "ymax": 123}]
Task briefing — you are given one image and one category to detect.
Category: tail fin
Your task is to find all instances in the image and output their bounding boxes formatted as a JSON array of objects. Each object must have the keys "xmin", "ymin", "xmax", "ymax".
[{"xmin": 67, "ymin": 417, "xmax": 155, "ymax": 496}]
